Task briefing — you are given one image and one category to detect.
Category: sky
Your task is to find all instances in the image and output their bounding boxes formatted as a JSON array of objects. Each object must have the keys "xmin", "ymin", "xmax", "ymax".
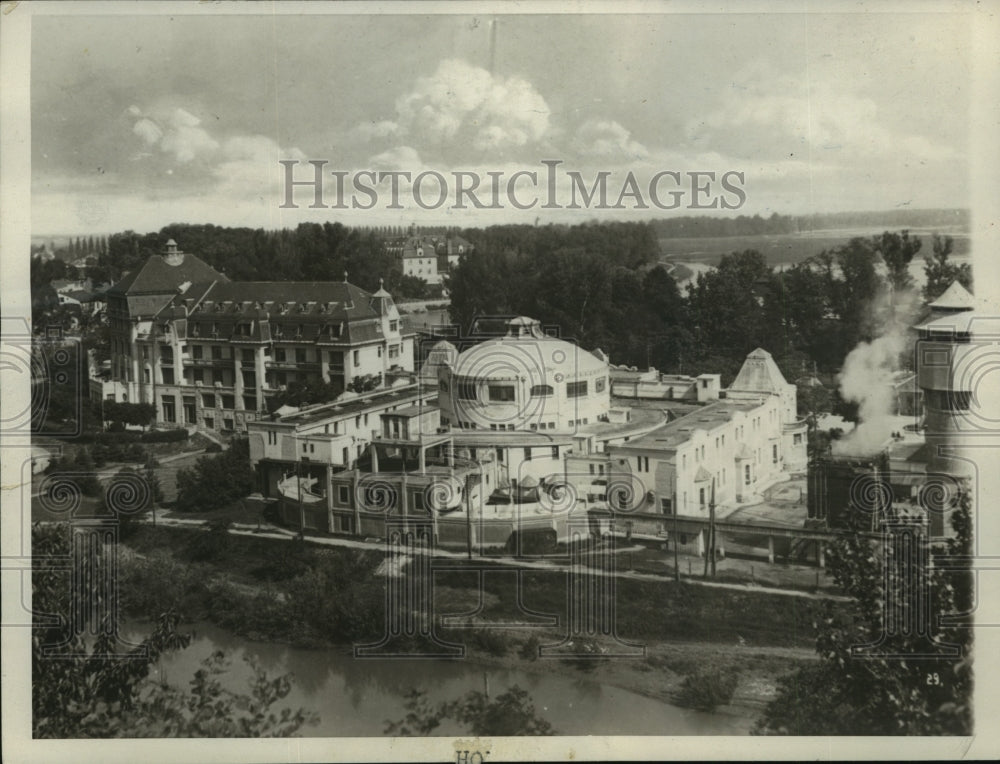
[{"xmin": 30, "ymin": 9, "xmax": 976, "ymax": 235}]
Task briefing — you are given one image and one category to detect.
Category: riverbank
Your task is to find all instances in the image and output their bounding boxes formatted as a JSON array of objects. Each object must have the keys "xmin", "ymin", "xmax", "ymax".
[{"xmin": 116, "ymin": 524, "xmax": 827, "ymax": 730}]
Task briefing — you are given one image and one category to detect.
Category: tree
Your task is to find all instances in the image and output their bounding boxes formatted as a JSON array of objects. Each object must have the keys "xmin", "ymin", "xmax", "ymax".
[
  {"xmin": 385, "ymin": 685, "xmax": 555, "ymax": 736},
  {"xmin": 175, "ymin": 438, "xmax": 255, "ymax": 512},
  {"xmin": 32, "ymin": 523, "xmax": 316, "ymax": 737},
  {"xmin": 755, "ymin": 492, "xmax": 973, "ymax": 735},
  {"xmin": 923, "ymin": 234, "xmax": 973, "ymax": 302},
  {"xmin": 873, "ymin": 230, "xmax": 921, "ymax": 292}
]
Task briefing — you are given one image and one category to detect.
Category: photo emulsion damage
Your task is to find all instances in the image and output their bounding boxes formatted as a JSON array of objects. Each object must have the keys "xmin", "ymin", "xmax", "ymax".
[{"xmin": 4, "ymin": 3, "xmax": 998, "ymax": 761}]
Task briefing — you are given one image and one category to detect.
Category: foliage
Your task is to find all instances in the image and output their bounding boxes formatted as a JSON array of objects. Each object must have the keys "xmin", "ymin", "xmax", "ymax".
[
  {"xmin": 267, "ymin": 378, "xmax": 344, "ymax": 410},
  {"xmin": 755, "ymin": 492, "xmax": 974, "ymax": 735},
  {"xmin": 175, "ymin": 438, "xmax": 255, "ymax": 512},
  {"xmin": 385, "ymin": 685, "xmax": 555, "ymax": 736},
  {"xmin": 31, "ymin": 523, "xmax": 315, "ymax": 738},
  {"xmin": 923, "ymin": 234, "xmax": 973, "ymax": 302},
  {"xmin": 102, "ymin": 401, "xmax": 156, "ymax": 430},
  {"xmin": 675, "ymin": 668, "xmax": 741, "ymax": 711}
]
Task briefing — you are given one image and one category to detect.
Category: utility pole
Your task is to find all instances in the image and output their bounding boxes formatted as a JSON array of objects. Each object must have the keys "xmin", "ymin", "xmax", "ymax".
[
  {"xmin": 297, "ymin": 459, "xmax": 305, "ymax": 540},
  {"xmin": 709, "ymin": 477, "xmax": 717, "ymax": 578},
  {"xmin": 672, "ymin": 480, "xmax": 679, "ymax": 582}
]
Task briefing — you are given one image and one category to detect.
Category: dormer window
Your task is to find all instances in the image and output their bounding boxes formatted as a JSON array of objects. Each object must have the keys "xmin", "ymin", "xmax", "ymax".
[{"xmin": 389, "ymin": 320, "xmax": 399, "ymax": 333}]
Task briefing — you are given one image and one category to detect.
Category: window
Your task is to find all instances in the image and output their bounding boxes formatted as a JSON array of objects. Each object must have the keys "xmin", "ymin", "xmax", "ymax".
[
  {"xmin": 275, "ymin": 348, "xmax": 286, "ymax": 362},
  {"xmin": 221, "ymin": 394, "xmax": 235, "ymax": 410},
  {"xmin": 661, "ymin": 497, "xmax": 673, "ymax": 515},
  {"xmin": 242, "ymin": 371, "xmax": 256, "ymax": 387},
  {"xmin": 566, "ymin": 381, "xmax": 588, "ymax": 398},
  {"xmin": 204, "ymin": 416, "xmax": 214, "ymax": 429},
  {"xmin": 183, "ymin": 396, "xmax": 196, "ymax": 424},
  {"xmin": 389, "ymin": 345, "xmax": 400, "ymax": 359},
  {"xmin": 338, "ymin": 485, "xmax": 349, "ymax": 505},
  {"xmin": 531, "ymin": 384, "xmax": 553, "ymax": 397},
  {"xmin": 551, "ymin": 446, "xmax": 560, "ymax": 459},
  {"xmin": 161, "ymin": 395, "xmax": 176, "ymax": 423},
  {"xmin": 143, "ymin": 369, "xmax": 151, "ymax": 384},
  {"xmin": 389, "ymin": 320, "xmax": 399, "ymax": 332},
  {"xmin": 589, "ymin": 463, "xmax": 595, "ymax": 475},
  {"xmin": 699, "ymin": 487, "xmax": 706, "ymax": 507},
  {"xmin": 411, "ymin": 490, "xmax": 424, "ymax": 511},
  {"xmin": 439, "ymin": 379, "xmax": 449, "ymax": 393},
  {"xmin": 240, "ymin": 349, "xmax": 253, "ymax": 363},
  {"xmin": 202, "ymin": 393, "xmax": 215, "ymax": 408},
  {"xmin": 745, "ymin": 464, "xmax": 751, "ymax": 486},
  {"xmin": 793, "ymin": 433, "xmax": 803, "ymax": 445},
  {"xmin": 773, "ymin": 444, "xmax": 779, "ymax": 464},
  {"xmin": 595, "ymin": 377, "xmax": 606, "ymax": 393},
  {"xmin": 192, "ymin": 345, "xmax": 203, "ymax": 359},
  {"xmin": 244, "ymin": 395, "xmax": 257, "ymax": 411},
  {"xmin": 353, "ymin": 350, "xmax": 360, "ymax": 367},
  {"xmin": 488, "ymin": 385, "xmax": 515, "ymax": 402},
  {"xmin": 296, "ymin": 348, "xmax": 307, "ymax": 364},
  {"xmin": 162, "ymin": 368, "xmax": 175, "ymax": 385},
  {"xmin": 267, "ymin": 431, "xmax": 278, "ymax": 446},
  {"xmin": 524, "ymin": 447, "xmax": 533, "ymax": 461}
]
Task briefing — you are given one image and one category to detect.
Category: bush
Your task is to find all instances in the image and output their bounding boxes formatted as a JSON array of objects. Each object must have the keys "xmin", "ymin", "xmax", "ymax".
[
  {"xmin": 675, "ymin": 668, "xmax": 741, "ymax": 711},
  {"xmin": 140, "ymin": 428, "xmax": 188, "ymax": 443},
  {"xmin": 175, "ymin": 439, "xmax": 253, "ymax": 512},
  {"xmin": 204, "ymin": 442, "xmax": 222, "ymax": 453},
  {"xmin": 519, "ymin": 635, "xmax": 540, "ymax": 661}
]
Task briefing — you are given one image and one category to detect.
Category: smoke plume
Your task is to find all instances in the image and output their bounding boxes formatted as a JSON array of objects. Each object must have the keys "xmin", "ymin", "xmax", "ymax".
[{"xmin": 832, "ymin": 288, "xmax": 919, "ymax": 456}]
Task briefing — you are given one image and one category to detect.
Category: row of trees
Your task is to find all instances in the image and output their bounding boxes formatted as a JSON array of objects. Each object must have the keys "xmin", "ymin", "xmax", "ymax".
[
  {"xmin": 651, "ymin": 208, "xmax": 969, "ymax": 239},
  {"xmin": 448, "ymin": 226, "xmax": 971, "ymax": 382}
]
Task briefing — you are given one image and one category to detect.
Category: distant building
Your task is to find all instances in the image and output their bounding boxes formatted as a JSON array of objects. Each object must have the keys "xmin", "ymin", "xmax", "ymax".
[
  {"xmin": 105, "ymin": 239, "xmax": 416, "ymax": 431},
  {"xmin": 389, "ymin": 224, "xmax": 474, "ymax": 285}
]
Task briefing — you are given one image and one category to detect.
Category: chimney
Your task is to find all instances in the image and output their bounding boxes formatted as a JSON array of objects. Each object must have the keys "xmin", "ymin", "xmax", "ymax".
[{"xmin": 164, "ymin": 239, "xmax": 184, "ymax": 266}]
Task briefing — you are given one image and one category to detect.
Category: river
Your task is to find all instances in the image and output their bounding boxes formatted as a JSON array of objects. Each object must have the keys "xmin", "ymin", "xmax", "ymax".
[{"xmin": 131, "ymin": 621, "xmax": 750, "ymax": 736}]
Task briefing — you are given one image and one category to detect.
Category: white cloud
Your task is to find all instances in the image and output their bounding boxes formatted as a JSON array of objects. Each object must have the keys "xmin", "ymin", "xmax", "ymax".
[
  {"xmin": 132, "ymin": 118, "xmax": 163, "ymax": 146},
  {"xmin": 572, "ymin": 119, "xmax": 648, "ymax": 160},
  {"xmin": 360, "ymin": 59, "xmax": 551, "ymax": 159}
]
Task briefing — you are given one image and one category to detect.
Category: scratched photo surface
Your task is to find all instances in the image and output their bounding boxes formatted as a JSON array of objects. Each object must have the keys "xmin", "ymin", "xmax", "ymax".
[{"xmin": 7, "ymin": 2, "xmax": 1000, "ymax": 760}]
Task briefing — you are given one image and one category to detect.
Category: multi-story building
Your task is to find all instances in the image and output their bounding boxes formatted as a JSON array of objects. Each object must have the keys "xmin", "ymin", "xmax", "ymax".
[
  {"xmin": 248, "ymin": 317, "xmax": 806, "ymax": 545},
  {"xmin": 105, "ymin": 240, "xmax": 416, "ymax": 432},
  {"xmin": 388, "ymin": 225, "xmax": 474, "ymax": 285}
]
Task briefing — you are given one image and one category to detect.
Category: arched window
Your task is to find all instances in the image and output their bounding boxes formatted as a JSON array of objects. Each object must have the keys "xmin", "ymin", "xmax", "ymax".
[{"xmin": 530, "ymin": 384, "xmax": 554, "ymax": 397}]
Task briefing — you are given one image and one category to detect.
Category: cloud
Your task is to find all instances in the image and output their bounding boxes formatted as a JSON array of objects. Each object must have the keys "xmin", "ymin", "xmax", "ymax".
[
  {"xmin": 688, "ymin": 62, "xmax": 958, "ymax": 165},
  {"xmin": 571, "ymin": 119, "xmax": 648, "ymax": 160},
  {"xmin": 132, "ymin": 118, "xmax": 163, "ymax": 146},
  {"xmin": 351, "ymin": 120, "xmax": 400, "ymax": 142},
  {"xmin": 128, "ymin": 106, "xmax": 219, "ymax": 163},
  {"xmin": 358, "ymin": 58, "xmax": 551, "ymax": 159}
]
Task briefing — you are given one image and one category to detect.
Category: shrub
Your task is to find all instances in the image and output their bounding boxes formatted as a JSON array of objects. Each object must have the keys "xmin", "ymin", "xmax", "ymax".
[
  {"xmin": 176, "ymin": 439, "xmax": 254, "ymax": 512},
  {"xmin": 519, "ymin": 635, "xmax": 540, "ymax": 661},
  {"xmin": 140, "ymin": 428, "xmax": 188, "ymax": 443},
  {"xmin": 675, "ymin": 668, "xmax": 741, "ymax": 711},
  {"xmin": 204, "ymin": 442, "xmax": 222, "ymax": 453}
]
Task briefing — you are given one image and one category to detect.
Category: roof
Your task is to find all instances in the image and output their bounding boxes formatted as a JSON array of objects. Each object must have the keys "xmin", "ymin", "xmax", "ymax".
[
  {"xmin": 624, "ymin": 399, "xmax": 763, "ymax": 451},
  {"xmin": 167, "ymin": 279, "xmax": 395, "ymax": 345},
  {"xmin": 106, "ymin": 253, "xmax": 227, "ymax": 296},
  {"xmin": 928, "ymin": 281, "xmax": 975, "ymax": 311},
  {"xmin": 729, "ymin": 347, "xmax": 791, "ymax": 395}
]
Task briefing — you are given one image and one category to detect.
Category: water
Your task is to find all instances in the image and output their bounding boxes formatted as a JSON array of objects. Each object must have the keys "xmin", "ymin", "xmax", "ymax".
[{"xmin": 132, "ymin": 621, "xmax": 749, "ymax": 736}]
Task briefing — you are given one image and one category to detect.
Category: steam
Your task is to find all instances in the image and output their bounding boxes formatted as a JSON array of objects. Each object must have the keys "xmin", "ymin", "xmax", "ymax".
[{"xmin": 832, "ymin": 287, "xmax": 919, "ymax": 456}]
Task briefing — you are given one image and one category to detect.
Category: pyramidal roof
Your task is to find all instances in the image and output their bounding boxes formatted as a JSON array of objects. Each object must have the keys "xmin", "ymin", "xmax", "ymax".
[
  {"xmin": 729, "ymin": 347, "xmax": 789, "ymax": 394},
  {"xmin": 928, "ymin": 281, "xmax": 975, "ymax": 311}
]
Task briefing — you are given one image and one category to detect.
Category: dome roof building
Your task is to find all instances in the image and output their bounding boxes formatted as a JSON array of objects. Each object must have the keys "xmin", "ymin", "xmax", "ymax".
[{"xmin": 438, "ymin": 317, "xmax": 610, "ymax": 432}]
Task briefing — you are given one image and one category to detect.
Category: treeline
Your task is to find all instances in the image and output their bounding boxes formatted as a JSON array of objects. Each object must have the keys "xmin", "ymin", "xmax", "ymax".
[
  {"xmin": 88, "ymin": 223, "xmax": 425, "ymax": 297},
  {"xmin": 448, "ymin": 228, "xmax": 971, "ymax": 382},
  {"xmin": 652, "ymin": 209, "xmax": 969, "ymax": 239}
]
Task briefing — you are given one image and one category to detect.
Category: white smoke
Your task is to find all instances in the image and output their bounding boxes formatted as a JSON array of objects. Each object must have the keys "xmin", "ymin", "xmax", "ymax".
[{"xmin": 832, "ymin": 287, "xmax": 920, "ymax": 456}]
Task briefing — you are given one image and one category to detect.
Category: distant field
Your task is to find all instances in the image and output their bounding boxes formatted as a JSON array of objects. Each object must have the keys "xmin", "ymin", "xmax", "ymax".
[{"xmin": 658, "ymin": 229, "xmax": 971, "ymax": 268}]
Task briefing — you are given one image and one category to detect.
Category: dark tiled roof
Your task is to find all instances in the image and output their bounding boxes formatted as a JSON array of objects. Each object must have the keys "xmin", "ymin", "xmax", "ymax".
[
  {"xmin": 106, "ymin": 254, "xmax": 227, "ymax": 296},
  {"xmin": 169, "ymin": 279, "xmax": 392, "ymax": 345}
]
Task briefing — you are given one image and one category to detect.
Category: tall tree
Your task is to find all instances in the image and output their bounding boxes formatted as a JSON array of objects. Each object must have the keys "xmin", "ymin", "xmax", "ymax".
[
  {"xmin": 873, "ymin": 230, "xmax": 921, "ymax": 292},
  {"xmin": 923, "ymin": 234, "xmax": 973, "ymax": 302}
]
